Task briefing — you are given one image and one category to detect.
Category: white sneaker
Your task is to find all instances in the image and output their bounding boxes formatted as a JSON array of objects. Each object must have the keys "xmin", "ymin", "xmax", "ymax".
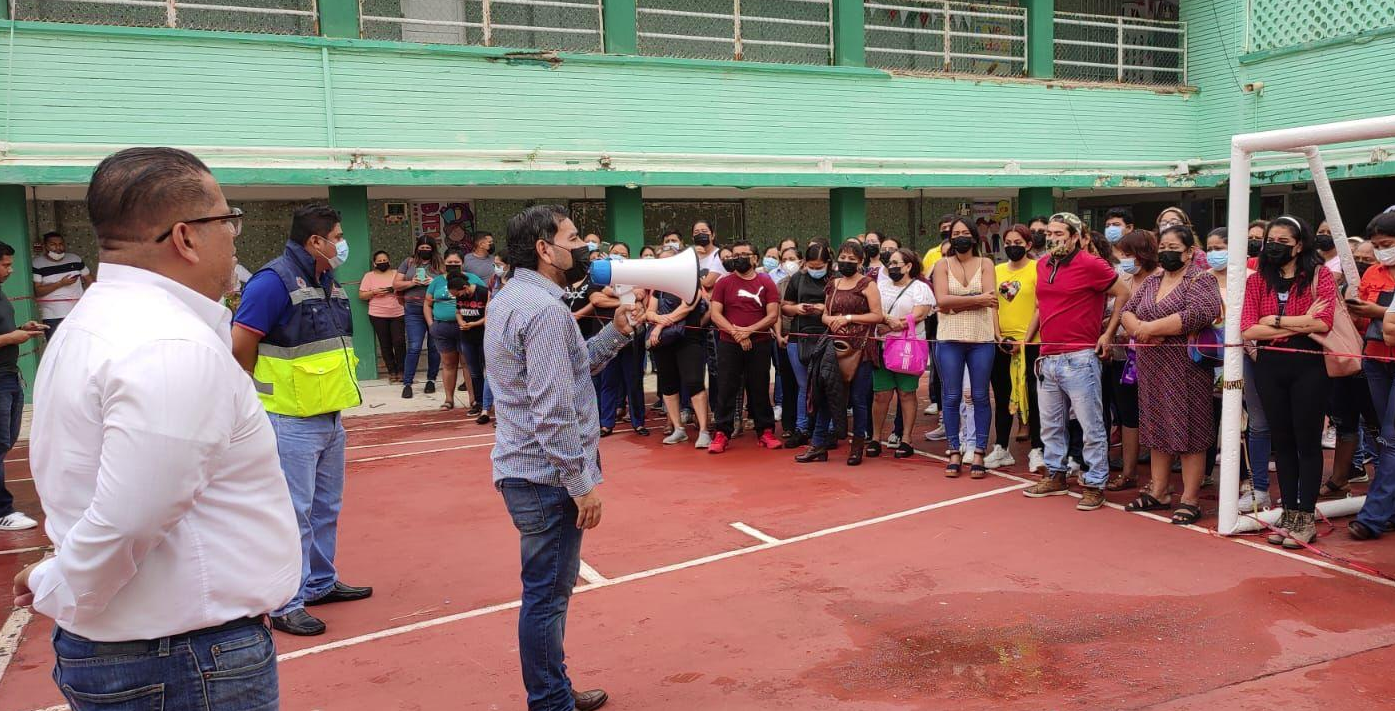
[
  {"xmin": 1322, "ymin": 426, "xmax": 1337, "ymax": 450},
  {"xmin": 924, "ymin": 403, "xmax": 940, "ymax": 416},
  {"xmin": 984, "ymin": 445, "xmax": 1015, "ymax": 469},
  {"xmin": 773, "ymin": 405, "xmax": 783, "ymax": 421},
  {"xmin": 663, "ymin": 430, "xmax": 689, "ymax": 445},
  {"xmin": 1027, "ymin": 448, "xmax": 1045, "ymax": 474},
  {"xmin": 924, "ymin": 425, "xmax": 947, "ymax": 441},
  {"xmin": 886, "ymin": 433, "xmax": 901, "ymax": 447},
  {"xmin": 694, "ymin": 431, "xmax": 712, "ymax": 449},
  {"xmin": 1236, "ymin": 489, "xmax": 1271, "ymax": 511},
  {"xmin": 0, "ymin": 511, "xmax": 37, "ymax": 531}
]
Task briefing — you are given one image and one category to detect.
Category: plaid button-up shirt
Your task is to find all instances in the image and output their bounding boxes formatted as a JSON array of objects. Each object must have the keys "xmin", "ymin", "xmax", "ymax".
[{"xmin": 486, "ymin": 268, "xmax": 631, "ymax": 496}]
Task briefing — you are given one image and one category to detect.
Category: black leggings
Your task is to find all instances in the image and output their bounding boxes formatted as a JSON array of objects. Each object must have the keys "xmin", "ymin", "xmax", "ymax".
[
  {"xmin": 653, "ymin": 339, "xmax": 707, "ymax": 397},
  {"xmin": 1254, "ymin": 340, "xmax": 1331, "ymax": 513},
  {"xmin": 776, "ymin": 340, "xmax": 799, "ymax": 433},
  {"xmin": 989, "ymin": 344, "xmax": 1043, "ymax": 449},
  {"xmin": 370, "ymin": 315, "xmax": 406, "ymax": 376},
  {"xmin": 1107, "ymin": 360, "xmax": 1140, "ymax": 429}
]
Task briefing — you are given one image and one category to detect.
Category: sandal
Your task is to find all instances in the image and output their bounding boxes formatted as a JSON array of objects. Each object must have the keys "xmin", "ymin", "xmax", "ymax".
[
  {"xmin": 1170, "ymin": 502, "xmax": 1203, "ymax": 526},
  {"xmin": 1106, "ymin": 473, "xmax": 1137, "ymax": 491},
  {"xmin": 970, "ymin": 464, "xmax": 987, "ymax": 479},
  {"xmin": 439, "ymin": 402, "xmax": 455, "ymax": 411},
  {"xmin": 866, "ymin": 441, "xmax": 882, "ymax": 458},
  {"xmin": 945, "ymin": 451, "xmax": 962, "ymax": 478},
  {"xmin": 1319, "ymin": 481, "xmax": 1350, "ymax": 499},
  {"xmin": 1125, "ymin": 492, "xmax": 1172, "ymax": 512},
  {"xmin": 599, "ymin": 427, "xmax": 613, "ymax": 438}
]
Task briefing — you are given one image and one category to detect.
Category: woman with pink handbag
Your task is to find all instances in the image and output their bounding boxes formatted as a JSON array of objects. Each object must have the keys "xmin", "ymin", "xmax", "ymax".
[{"xmin": 870, "ymin": 248, "xmax": 934, "ymax": 459}]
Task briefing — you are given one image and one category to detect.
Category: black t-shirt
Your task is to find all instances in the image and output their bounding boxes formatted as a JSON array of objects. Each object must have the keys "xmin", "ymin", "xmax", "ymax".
[
  {"xmin": 783, "ymin": 271, "xmax": 829, "ymax": 336},
  {"xmin": 456, "ymin": 285, "xmax": 488, "ymax": 345},
  {"xmin": 0, "ymin": 292, "xmax": 16, "ymax": 375},
  {"xmin": 656, "ymin": 291, "xmax": 705, "ymax": 345},
  {"xmin": 563, "ymin": 278, "xmax": 598, "ymax": 339}
]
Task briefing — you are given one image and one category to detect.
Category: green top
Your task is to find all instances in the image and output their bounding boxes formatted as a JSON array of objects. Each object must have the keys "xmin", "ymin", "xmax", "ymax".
[{"xmin": 427, "ymin": 273, "xmax": 485, "ymax": 322}]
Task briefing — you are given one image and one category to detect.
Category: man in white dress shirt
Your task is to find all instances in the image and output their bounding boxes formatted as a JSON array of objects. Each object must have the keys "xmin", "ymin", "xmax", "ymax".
[{"xmin": 11, "ymin": 147, "xmax": 300, "ymax": 710}]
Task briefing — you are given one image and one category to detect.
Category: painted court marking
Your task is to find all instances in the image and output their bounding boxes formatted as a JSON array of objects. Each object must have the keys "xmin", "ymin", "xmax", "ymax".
[
  {"xmin": 0, "ymin": 608, "xmax": 31, "ymax": 686},
  {"xmin": 730, "ymin": 521, "xmax": 782, "ymax": 544},
  {"xmin": 0, "ymin": 546, "xmax": 49, "ymax": 558},
  {"xmin": 577, "ymin": 560, "xmax": 608, "ymax": 585}
]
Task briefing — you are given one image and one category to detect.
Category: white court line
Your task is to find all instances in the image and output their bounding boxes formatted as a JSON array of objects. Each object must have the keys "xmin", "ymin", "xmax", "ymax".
[
  {"xmin": 577, "ymin": 560, "xmax": 608, "ymax": 585},
  {"xmin": 274, "ymin": 480, "xmax": 1029, "ymax": 664},
  {"xmin": 0, "ymin": 545, "xmax": 49, "ymax": 557},
  {"xmin": 0, "ymin": 608, "xmax": 32, "ymax": 686},
  {"xmin": 345, "ymin": 431, "xmax": 501, "ymax": 451},
  {"xmin": 730, "ymin": 521, "xmax": 782, "ymax": 545},
  {"xmin": 345, "ymin": 428, "xmax": 632, "ymax": 464},
  {"xmin": 912, "ymin": 448, "xmax": 1395, "ymax": 590}
]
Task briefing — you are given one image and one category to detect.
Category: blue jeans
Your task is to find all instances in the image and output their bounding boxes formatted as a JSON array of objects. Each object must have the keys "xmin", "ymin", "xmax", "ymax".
[
  {"xmin": 499, "ymin": 479, "xmax": 584, "ymax": 711},
  {"xmin": 811, "ymin": 362, "xmax": 873, "ymax": 446},
  {"xmin": 1038, "ymin": 349, "xmax": 1109, "ymax": 488},
  {"xmin": 52, "ymin": 620, "xmax": 278, "ymax": 711},
  {"xmin": 786, "ymin": 342, "xmax": 811, "ymax": 432},
  {"xmin": 0, "ymin": 373, "xmax": 22, "ymax": 517},
  {"xmin": 1243, "ymin": 356, "xmax": 1272, "ymax": 490},
  {"xmin": 1357, "ymin": 360, "xmax": 1395, "ymax": 534},
  {"xmin": 599, "ymin": 346, "xmax": 644, "ymax": 429},
  {"xmin": 403, "ymin": 307, "xmax": 440, "ymax": 387},
  {"xmin": 461, "ymin": 338, "xmax": 494, "ymax": 410},
  {"xmin": 934, "ymin": 342, "xmax": 995, "ymax": 453},
  {"xmin": 268, "ymin": 412, "xmax": 346, "ymax": 616},
  {"xmin": 771, "ymin": 342, "xmax": 783, "ymax": 407}
]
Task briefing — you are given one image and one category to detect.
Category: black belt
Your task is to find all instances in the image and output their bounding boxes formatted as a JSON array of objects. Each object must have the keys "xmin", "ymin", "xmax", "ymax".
[{"xmin": 58, "ymin": 616, "xmax": 267, "ymax": 652}]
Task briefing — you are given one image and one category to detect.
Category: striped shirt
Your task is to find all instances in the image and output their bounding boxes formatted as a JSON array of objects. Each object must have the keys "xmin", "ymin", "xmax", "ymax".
[{"xmin": 486, "ymin": 268, "xmax": 631, "ymax": 496}]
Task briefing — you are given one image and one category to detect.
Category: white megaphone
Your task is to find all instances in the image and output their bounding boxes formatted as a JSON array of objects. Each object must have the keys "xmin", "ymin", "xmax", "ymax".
[{"xmin": 588, "ymin": 247, "xmax": 702, "ymax": 305}]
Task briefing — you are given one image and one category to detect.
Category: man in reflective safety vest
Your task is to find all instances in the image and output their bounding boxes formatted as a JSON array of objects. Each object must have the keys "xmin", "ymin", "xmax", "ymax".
[{"xmin": 232, "ymin": 204, "xmax": 372, "ymax": 637}]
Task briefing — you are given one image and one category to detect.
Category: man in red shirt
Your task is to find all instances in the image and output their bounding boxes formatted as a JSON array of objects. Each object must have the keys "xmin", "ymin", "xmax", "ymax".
[
  {"xmin": 708, "ymin": 240, "xmax": 782, "ymax": 454},
  {"xmin": 1023, "ymin": 212, "xmax": 1130, "ymax": 510}
]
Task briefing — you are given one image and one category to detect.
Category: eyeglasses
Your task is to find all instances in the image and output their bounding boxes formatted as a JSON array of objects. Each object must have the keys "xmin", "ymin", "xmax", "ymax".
[{"xmin": 155, "ymin": 207, "xmax": 244, "ymax": 242}]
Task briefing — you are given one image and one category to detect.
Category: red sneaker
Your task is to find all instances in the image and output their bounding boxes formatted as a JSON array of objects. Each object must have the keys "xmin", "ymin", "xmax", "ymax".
[
  {"xmin": 708, "ymin": 432, "xmax": 729, "ymax": 454},
  {"xmin": 758, "ymin": 429, "xmax": 784, "ymax": 450}
]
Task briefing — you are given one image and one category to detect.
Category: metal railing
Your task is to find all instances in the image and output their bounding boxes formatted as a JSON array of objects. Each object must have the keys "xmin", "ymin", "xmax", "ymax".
[
  {"xmin": 1053, "ymin": 11, "xmax": 1186, "ymax": 86},
  {"xmin": 359, "ymin": 0, "xmax": 603, "ymax": 52},
  {"xmin": 635, "ymin": 0, "xmax": 833, "ymax": 66},
  {"xmin": 16, "ymin": 0, "xmax": 319, "ymax": 34},
  {"xmin": 864, "ymin": 1, "xmax": 1026, "ymax": 76}
]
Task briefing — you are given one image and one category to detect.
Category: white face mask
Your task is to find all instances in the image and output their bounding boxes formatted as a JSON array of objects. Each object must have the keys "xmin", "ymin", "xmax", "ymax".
[
  {"xmin": 782, "ymin": 259, "xmax": 800, "ymax": 274},
  {"xmin": 1376, "ymin": 246, "xmax": 1395, "ymax": 266},
  {"xmin": 46, "ymin": 251, "xmax": 64, "ymax": 261}
]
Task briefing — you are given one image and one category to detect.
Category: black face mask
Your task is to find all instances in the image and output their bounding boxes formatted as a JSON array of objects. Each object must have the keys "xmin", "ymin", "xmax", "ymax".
[
  {"xmin": 1004, "ymin": 245, "xmax": 1028, "ymax": 262},
  {"xmin": 1031, "ymin": 230, "xmax": 1047, "ymax": 249},
  {"xmin": 484, "ymin": 242, "xmax": 495, "ymax": 255},
  {"xmin": 1358, "ymin": 262, "xmax": 1374, "ymax": 276},
  {"xmin": 732, "ymin": 256, "xmax": 754, "ymax": 274},
  {"xmin": 417, "ymin": 249, "xmax": 433, "ymax": 260},
  {"xmin": 1158, "ymin": 250, "xmax": 1185, "ymax": 272},
  {"xmin": 940, "ymin": 229, "xmax": 952, "ymax": 243},
  {"xmin": 879, "ymin": 250, "xmax": 894, "ymax": 265},
  {"xmin": 1317, "ymin": 235, "xmax": 1336, "ymax": 252},
  {"xmin": 722, "ymin": 257, "xmax": 742, "ymax": 273},
  {"xmin": 836, "ymin": 261, "xmax": 859, "ymax": 277},
  {"xmin": 1247, "ymin": 239, "xmax": 1263, "ymax": 258},
  {"xmin": 693, "ymin": 233, "xmax": 712, "ymax": 247},
  {"xmin": 1262, "ymin": 241, "xmax": 1294, "ymax": 266},
  {"xmin": 862, "ymin": 243, "xmax": 879, "ymax": 260},
  {"xmin": 552, "ymin": 242, "xmax": 592, "ymax": 283},
  {"xmin": 446, "ymin": 265, "xmax": 462, "ymax": 276},
  {"xmin": 373, "ymin": 262, "xmax": 391, "ymax": 272},
  {"xmin": 951, "ymin": 237, "xmax": 976, "ymax": 254},
  {"xmin": 886, "ymin": 267, "xmax": 905, "ymax": 282}
]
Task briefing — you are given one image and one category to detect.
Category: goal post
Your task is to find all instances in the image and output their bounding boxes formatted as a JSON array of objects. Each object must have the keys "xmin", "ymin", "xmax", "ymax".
[{"xmin": 1218, "ymin": 114, "xmax": 1395, "ymax": 535}]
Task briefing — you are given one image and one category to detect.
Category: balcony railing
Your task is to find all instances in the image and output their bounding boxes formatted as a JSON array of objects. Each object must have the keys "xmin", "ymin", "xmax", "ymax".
[
  {"xmin": 635, "ymin": 0, "xmax": 833, "ymax": 66},
  {"xmin": 864, "ymin": 0, "xmax": 1026, "ymax": 77},
  {"xmin": 1053, "ymin": 11, "xmax": 1187, "ymax": 86},
  {"xmin": 359, "ymin": 0, "xmax": 603, "ymax": 52},
  {"xmin": 16, "ymin": 0, "xmax": 319, "ymax": 35}
]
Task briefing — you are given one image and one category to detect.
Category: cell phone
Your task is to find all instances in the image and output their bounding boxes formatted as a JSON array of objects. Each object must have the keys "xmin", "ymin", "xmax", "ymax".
[{"xmin": 1345, "ymin": 298, "xmax": 1363, "ymax": 305}]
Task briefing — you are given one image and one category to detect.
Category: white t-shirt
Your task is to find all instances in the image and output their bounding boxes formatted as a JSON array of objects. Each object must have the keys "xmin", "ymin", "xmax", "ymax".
[
  {"xmin": 233, "ymin": 263, "xmax": 253, "ymax": 290},
  {"xmin": 32, "ymin": 252, "xmax": 91, "ymax": 320},
  {"xmin": 699, "ymin": 248, "xmax": 727, "ymax": 278},
  {"xmin": 879, "ymin": 278, "xmax": 934, "ymax": 340}
]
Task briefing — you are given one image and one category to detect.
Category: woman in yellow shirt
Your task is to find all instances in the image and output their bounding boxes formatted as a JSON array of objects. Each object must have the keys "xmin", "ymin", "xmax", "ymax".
[{"xmin": 988, "ymin": 225, "xmax": 1042, "ymax": 472}]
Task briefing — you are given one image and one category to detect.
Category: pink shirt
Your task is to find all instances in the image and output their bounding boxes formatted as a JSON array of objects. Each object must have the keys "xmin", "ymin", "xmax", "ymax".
[{"xmin": 360, "ymin": 269, "xmax": 404, "ymax": 318}]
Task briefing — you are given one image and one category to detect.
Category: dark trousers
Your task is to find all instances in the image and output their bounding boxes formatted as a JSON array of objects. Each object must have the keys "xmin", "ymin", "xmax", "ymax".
[
  {"xmin": 599, "ymin": 346, "xmax": 644, "ymax": 429},
  {"xmin": 1357, "ymin": 360, "xmax": 1395, "ymax": 534},
  {"xmin": 0, "ymin": 373, "xmax": 21, "ymax": 517},
  {"xmin": 714, "ymin": 339, "xmax": 774, "ymax": 437},
  {"xmin": 369, "ymin": 315, "xmax": 406, "ymax": 376},
  {"xmin": 499, "ymin": 479, "xmax": 583, "ymax": 711},
  {"xmin": 1255, "ymin": 345, "xmax": 1330, "ymax": 513},
  {"xmin": 775, "ymin": 340, "xmax": 798, "ymax": 433},
  {"xmin": 42, "ymin": 318, "xmax": 63, "ymax": 340},
  {"xmin": 990, "ymin": 346, "xmax": 1014, "ymax": 448}
]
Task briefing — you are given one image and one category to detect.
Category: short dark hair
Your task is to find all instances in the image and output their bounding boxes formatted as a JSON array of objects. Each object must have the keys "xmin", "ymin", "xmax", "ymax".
[
  {"xmin": 474, "ymin": 230, "xmax": 493, "ymax": 241},
  {"xmin": 836, "ymin": 239, "xmax": 864, "ymax": 262},
  {"xmin": 729, "ymin": 239, "xmax": 753, "ymax": 253},
  {"xmin": 86, "ymin": 147, "xmax": 213, "ymax": 246},
  {"xmin": 0, "ymin": 241, "xmax": 14, "ymax": 258},
  {"xmin": 1159, "ymin": 224, "xmax": 1196, "ymax": 249},
  {"xmin": 504, "ymin": 204, "xmax": 569, "ymax": 271},
  {"xmin": 803, "ymin": 241, "xmax": 830, "ymax": 263},
  {"xmin": 447, "ymin": 274, "xmax": 469, "ymax": 291},
  {"xmin": 290, "ymin": 204, "xmax": 341, "ymax": 246},
  {"xmin": 1118, "ymin": 229, "xmax": 1159, "ymax": 272},
  {"xmin": 372, "ymin": 250, "xmax": 390, "ymax": 262},
  {"xmin": 1366, "ymin": 211, "xmax": 1395, "ymax": 240},
  {"xmin": 693, "ymin": 219, "xmax": 714, "ymax": 233},
  {"xmin": 661, "ymin": 230, "xmax": 682, "ymax": 242},
  {"xmin": 42, "ymin": 231, "xmax": 62, "ymax": 241},
  {"xmin": 1105, "ymin": 207, "xmax": 1135, "ymax": 225},
  {"xmin": 1028, "ymin": 215, "xmax": 1050, "ymax": 228},
  {"xmin": 888, "ymin": 247, "xmax": 921, "ymax": 280}
]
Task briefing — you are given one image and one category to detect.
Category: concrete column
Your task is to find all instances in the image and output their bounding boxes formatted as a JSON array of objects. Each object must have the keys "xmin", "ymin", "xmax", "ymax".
[
  {"xmin": 318, "ymin": 0, "xmax": 360, "ymax": 39},
  {"xmin": 605, "ymin": 186, "xmax": 644, "ymax": 255},
  {"xmin": 1018, "ymin": 187, "xmax": 1055, "ymax": 223},
  {"xmin": 602, "ymin": 0, "xmax": 638, "ymax": 54},
  {"xmin": 829, "ymin": 188, "xmax": 866, "ymax": 245},
  {"xmin": 0, "ymin": 186, "xmax": 38, "ymax": 397},
  {"xmin": 328, "ymin": 186, "xmax": 379, "ymax": 380},
  {"xmin": 831, "ymin": 0, "xmax": 865, "ymax": 67},
  {"xmin": 1025, "ymin": 0, "xmax": 1055, "ymax": 79}
]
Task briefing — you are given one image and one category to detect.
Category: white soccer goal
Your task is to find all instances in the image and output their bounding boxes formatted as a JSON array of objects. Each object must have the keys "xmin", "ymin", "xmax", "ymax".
[{"xmin": 1218, "ymin": 114, "xmax": 1395, "ymax": 535}]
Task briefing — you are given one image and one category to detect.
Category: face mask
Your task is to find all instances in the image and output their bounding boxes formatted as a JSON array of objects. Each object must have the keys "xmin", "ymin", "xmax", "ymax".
[
  {"xmin": 1357, "ymin": 262, "xmax": 1374, "ymax": 276},
  {"xmin": 1031, "ymin": 230, "xmax": 1047, "ymax": 249},
  {"xmin": 609, "ymin": 254, "xmax": 626, "ymax": 262},
  {"xmin": 374, "ymin": 262, "xmax": 391, "ymax": 272},
  {"xmin": 1158, "ymin": 250, "xmax": 1185, "ymax": 272},
  {"xmin": 951, "ymin": 236, "xmax": 975, "ymax": 254},
  {"xmin": 863, "ymin": 243, "xmax": 879, "ymax": 259},
  {"xmin": 46, "ymin": 251, "xmax": 64, "ymax": 261},
  {"xmin": 1117, "ymin": 257, "xmax": 1138, "ymax": 275},
  {"xmin": 586, "ymin": 242, "xmax": 599, "ymax": 252},
  {"xmin": 763, "ymin": 257, "xmax": 779, "ymax": 272},
  {"xmin": 495, "ymin": 264, "xmax": 506, "ymax": 277},
  {"xmin": 880, "ymin": 250, "xmax": 894, "ymax": 265},
  {"xmin": 806, "ymin": 267, "xmax": 827, "ymax": 279},
  {"xmin": 1104, "ymin": 225, "xmax": 1125, "ymax": 243},
  {"xmin": 693, "ymin": 233, "xmax": 712, "ymax": 247},
  {"xmin": 722, "ymin": 257, "xmax": 741, "ymax": 273},
  {"xmin": 836, "ymin": 261, "xmax": 859, "ymax": 277},
  {"xmin": 1004, "ymin": 245, "xmax": 1028, "ymax": 262},
  {"xmin": 664, "ymin": 242, "xmax": 681, "ymax": 251},
  {"xmin": 1377, "ymin": 246, "xmax": 1395, "ymax": 266},
  {"xmin": 886, "ymin": 267, "xmax": 905, "ymax": 282},
  {"xmin": 782, "ymin": 259, "xmax": 799, "ymax": 274},
  {"xmin": 1247, "ymin": 240, "xmax": 1263, "ymax": 258},
  {"xmin": 484, "ymin": 242, "xmax": 495, "ymax": 255},
  {"xmin": 1206, "ymin": 250, "xmax": 1229, "ymax": 270},
  {"xmin": 417, "ymin": 249, "xmax": 433, "ymax": 260},
  {"xmin": 552, "ymin": 242, "xmax": 592, "ymax": 283},
  {"xmin": 446, "ymin": 264, "xmax": 462, "ymax": 275},
  {"xmin": 1262, "ymin": 241, "xmax": 1294, "ymax": 265},
  {"xmin": 940, "ymin": 229, "xmax": 951, "ymax": 242},
  {"xmin": 1049, "ymin": 238, "xmax": 1078, "ymax": 259},
  {"xmin": 1317, "ymin": 235, "xmax": 1336, "ymax": 251}
]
